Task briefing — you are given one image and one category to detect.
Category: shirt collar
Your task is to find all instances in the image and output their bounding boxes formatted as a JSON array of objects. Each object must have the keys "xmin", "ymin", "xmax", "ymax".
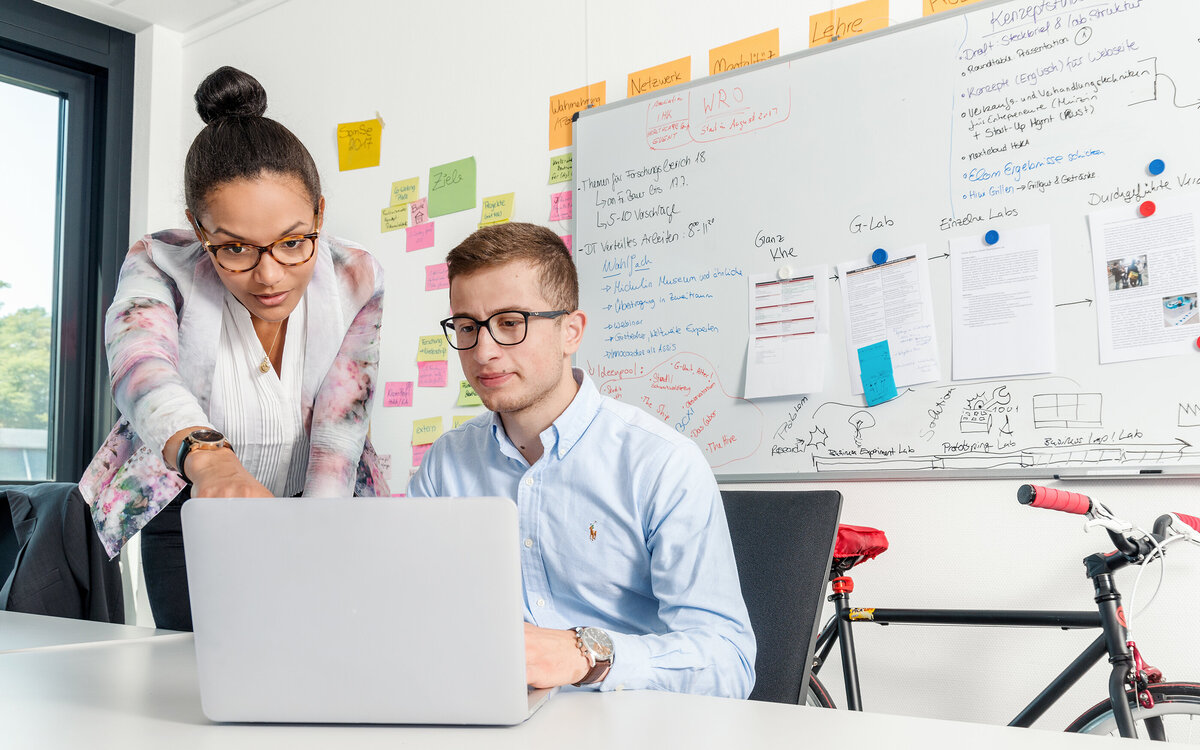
[{"xmin": 488, "ymin": 368, "xmax": 603, "ymax": 462}]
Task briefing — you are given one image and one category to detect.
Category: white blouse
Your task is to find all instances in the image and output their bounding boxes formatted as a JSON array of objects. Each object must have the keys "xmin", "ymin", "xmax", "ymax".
[{"xmin": 208, "ymin": 291, "xmax": 310, "ymax": 496}]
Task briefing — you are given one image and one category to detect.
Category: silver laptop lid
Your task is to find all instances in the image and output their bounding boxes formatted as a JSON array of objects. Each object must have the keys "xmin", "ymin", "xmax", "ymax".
[{"xmin": 182, "ymin": 496, "xmax": 530, "ymax": 725}]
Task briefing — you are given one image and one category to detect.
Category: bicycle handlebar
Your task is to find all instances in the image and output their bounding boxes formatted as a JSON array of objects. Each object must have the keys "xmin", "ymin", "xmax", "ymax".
[
  {"xmin": 1154, "ymin": 512, "xmax": 1200, "ymax": 539},
  {"xmin": 1017, "ymin": 484, "xmax": 1092, "ymax": 515},
  {"xmin": 1174, "ymin": 512, "xmax": 1200, "ymax": 534}
]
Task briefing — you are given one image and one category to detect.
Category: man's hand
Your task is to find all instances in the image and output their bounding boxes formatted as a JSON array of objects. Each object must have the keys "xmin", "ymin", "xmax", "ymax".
[{"xmin": 524, "ymin": 623, "xmax": 591, "ymax": 688}]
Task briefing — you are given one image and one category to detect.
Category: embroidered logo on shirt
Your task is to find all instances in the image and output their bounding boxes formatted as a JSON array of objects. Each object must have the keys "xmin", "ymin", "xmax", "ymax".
[{"xmin": 589, "ymin": 522, "xmax": 597, "ymax": 541}]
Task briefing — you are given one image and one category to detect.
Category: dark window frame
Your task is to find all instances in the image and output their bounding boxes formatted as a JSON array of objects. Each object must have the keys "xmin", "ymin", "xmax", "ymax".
[{"xmin": 0, "ymin": 0, "xmax": 134, "ymax": 482}]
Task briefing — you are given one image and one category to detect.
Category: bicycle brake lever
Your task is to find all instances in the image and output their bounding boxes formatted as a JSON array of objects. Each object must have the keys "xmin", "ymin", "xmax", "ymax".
[{"xmin": 1083, "ymin": 500, "xmax": 1133, "ymax": 535}]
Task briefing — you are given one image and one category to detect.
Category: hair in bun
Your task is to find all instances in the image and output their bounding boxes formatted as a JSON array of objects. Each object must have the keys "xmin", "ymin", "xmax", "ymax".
[
  {"xmin": 184, "ymin": 66, "xmax": 321, "ymax": 216},
  {"xmin": 194, "ymin": 66, "xmax": 268, "ymax": 124}
]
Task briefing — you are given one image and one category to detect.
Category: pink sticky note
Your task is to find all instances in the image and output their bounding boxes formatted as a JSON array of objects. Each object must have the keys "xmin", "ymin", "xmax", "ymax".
[
  {"xmin": 410, "ymin": 197, "xmax": 429, "ymax": 225},
  {"xmin": 407, "ymin": 222, "xmax": 435, "ymax": 252},
  {"xmin": 550, "ymin": 190, "xmax": 573, "ymax": 221},
  {"xmin": 383, "ymin": 381, "xmax": 413, "ymax": 407},
  {"xmin": 418, "ymin": 360, "xmax": 448, "ymax": 387},
  {"xmin": 425, "ymin": 262, "xmax": 449, "ymax": 291},
  {"xmin": 412, "ymin": 443, "xmax": 432, "ymax": 466},
  {"xmin": 560, "ymin": 234, "xmax": 572, "ymax": 254}
]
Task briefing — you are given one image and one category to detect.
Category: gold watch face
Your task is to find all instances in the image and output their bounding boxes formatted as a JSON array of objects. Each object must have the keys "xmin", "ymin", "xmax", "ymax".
[
  {"xmin": 190, "ymin": 429, "xmax": 226, "ymax": 446},
  {"xmin": 581, "ymin": 628, "xmax": 613, "ymax": 661}
]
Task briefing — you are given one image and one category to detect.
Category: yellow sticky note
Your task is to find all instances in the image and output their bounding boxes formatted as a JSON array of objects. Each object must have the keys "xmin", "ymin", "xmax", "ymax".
[
  {"xmin": 923, "ymin": 0, "xmax": 985, "ymax": 15},
  {"xmin": 390, "ymin": 177, "xmax": 420, "ymax": 206},
  {"xmin": 628, "ymin": 56, "xmax": 691, "ymax": 98},
  {"xmin": 457, "ymin": 380, "xmax": 483, "ymax": 407},
  {"xmin": 479, "ymin": 192, "xmax": 515, "ymax": 227},
  {"xmin": 453, "ymin": 415, "xmax": 476, "ymax": 429},
  {"xmin": 412, "ymin": 417, "xmax": 444, "ymax": 446},
  {"xmin": 549, "ymin": 154, "xmax": 573, "ymax": 185},
  {"xmin": 336, "ymin": 119, "xmax": 381, "ymax": 171},
  {"xmin": 417, "ymin": 334, "xmax": 448, "ymax": 362},
  {"xmin": 709, "ymin": 29, "xmax": 778, "ymax": 75},
  {"xmin": 810, "ymin": 0, "xmax": 889, "ymax": 47},
  {"xmin": 549, "ymin": 82, "xmax": 606, "ymax": 150},
  {"xmin": 381, "ymin": 204, "xmax": 409, "ymax": 233}
]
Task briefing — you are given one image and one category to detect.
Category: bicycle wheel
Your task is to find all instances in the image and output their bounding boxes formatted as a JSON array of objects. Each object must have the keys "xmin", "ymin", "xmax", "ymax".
[
  {"xmin": 1066, "ymin": 682, "xmax": 1200, "ymax": 742},
  {"xmin": 804, "ymin": 673, "xmax": 836, "ymax": 708}
]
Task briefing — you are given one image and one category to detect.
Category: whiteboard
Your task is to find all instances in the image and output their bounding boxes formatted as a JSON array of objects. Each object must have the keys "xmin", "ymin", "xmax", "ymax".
[{"xmin": 574, "ymin": 0, "xmax": 1200, "ymax": 481}]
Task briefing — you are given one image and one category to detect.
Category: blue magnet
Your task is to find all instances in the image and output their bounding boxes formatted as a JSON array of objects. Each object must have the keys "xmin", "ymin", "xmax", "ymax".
[
  {"xmin": 984, "ymin": 229, "xmax": 1000, "ymax": 245},
  {"xmin": 1149, "ymin": 159, "xmax": 1166, "ymax": 176},
  {"xmin": 871, "ymin": 248, "xmax": 888, "ymax": 265}
]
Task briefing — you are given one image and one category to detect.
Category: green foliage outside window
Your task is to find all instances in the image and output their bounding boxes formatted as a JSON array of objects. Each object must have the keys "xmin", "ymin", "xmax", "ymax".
[{"xmin": 0, "ymin": 280, "xmax": 51, "ymax": 429}]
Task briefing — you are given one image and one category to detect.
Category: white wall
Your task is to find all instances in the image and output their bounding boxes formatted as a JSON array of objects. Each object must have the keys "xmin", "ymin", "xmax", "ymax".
[{"xmin": 127, "ymin": 0, "xmax": 1200, "ymax": 731}]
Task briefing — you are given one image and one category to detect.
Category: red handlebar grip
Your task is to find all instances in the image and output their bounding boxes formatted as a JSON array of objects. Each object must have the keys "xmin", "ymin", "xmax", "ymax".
[
  {"xmin": 1174, "ymin": 512, "xmax": 1200, "ymax": 534},
  {"xmin": 1017, "ymin": 484, "xmax": 1092, "ymax": 515}
]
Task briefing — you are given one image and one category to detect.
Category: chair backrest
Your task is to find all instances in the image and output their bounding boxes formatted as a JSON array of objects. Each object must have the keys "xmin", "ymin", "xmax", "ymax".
[
  {"xmin": 0, "ymin": 483, "xmax": 124, "ymax": 622},
  {"xmin": 722, "ymin": 489, "xmax": 842, "ymax": 704}
]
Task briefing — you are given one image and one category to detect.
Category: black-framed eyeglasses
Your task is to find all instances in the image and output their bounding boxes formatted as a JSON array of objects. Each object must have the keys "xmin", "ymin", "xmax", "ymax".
[
  {"xmin": 440, "ymin": 309, "xmax": 570, "ymax": 351},
  {"xmin": 193, "ymin": 210, "xmax": 320, "ymax": 272}
]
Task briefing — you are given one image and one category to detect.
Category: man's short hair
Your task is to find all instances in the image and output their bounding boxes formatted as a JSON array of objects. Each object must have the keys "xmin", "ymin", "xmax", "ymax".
[{"xmin": 447, "ymin": 223, "xmax": 578, "ymax": 311}]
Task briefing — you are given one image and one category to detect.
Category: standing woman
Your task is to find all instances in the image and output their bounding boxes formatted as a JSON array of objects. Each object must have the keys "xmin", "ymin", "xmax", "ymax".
[{"xmin": 80, "ymin": 67, "xmax": 388, "ymax": 630}]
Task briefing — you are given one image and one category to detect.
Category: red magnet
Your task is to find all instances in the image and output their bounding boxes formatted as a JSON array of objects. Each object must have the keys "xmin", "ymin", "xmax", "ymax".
[{"xmin": 1139, "ymin": 201, "xmax": 1156, "ymax": 217}]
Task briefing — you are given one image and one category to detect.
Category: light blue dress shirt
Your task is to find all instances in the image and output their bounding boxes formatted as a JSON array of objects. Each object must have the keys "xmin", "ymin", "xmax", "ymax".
[{"xmin": 408, "ymin": 369, "xmax": 756, "ymax": 698}]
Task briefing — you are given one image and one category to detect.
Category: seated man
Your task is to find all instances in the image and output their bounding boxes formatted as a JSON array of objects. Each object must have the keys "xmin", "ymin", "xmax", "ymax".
[{"xmin": 408, "ymin": 223, "xmax": 755, "ymax": 698}]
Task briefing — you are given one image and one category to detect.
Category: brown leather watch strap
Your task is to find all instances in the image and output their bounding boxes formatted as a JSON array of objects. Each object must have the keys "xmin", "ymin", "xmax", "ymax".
[{"xmin": 574, "ymin": 658, "xmax": 610, "ymax": 686}]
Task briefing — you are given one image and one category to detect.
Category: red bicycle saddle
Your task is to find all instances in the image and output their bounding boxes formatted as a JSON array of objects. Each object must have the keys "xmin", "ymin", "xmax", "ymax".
[{"xmin": 832, "ymin": 524, "xmax": 889, "ymax": 568}]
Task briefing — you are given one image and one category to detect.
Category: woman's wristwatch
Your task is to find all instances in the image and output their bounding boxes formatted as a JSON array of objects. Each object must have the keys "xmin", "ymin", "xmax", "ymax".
[
  {"xmin": 175, "ymin": 429, "xmax": 232, "ymax": 484},
  {"xmin": 572, "ymin": 626, "xmax": 614, "ymax": 686}
]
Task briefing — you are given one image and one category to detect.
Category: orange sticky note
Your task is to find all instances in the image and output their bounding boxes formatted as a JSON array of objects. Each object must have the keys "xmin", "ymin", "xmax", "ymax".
[
  {"xmin": 810, "ymin": 0, "xmax": 889, "ymax": 48},
  {"xmin": 709, "ymin": 29, "xmax": 779, "ymax": 76},
  {"xmin": 923, "ymin": 0, "xmax": 985, "ymax": 15},
  {"xmin": 628, "ymin": 57, "xmax": 691, "ymax": 98},
  {"xmin": 549, "ymin": 82, "xmax": 606, "ymax": 150},
  {"xmin": 336, "ymin": 119, "xmax": 382, "ymax": 171}
]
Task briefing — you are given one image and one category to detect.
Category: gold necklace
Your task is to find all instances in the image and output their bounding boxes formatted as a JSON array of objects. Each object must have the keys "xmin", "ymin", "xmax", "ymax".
[{"xmin": 258, "ymin": 320, "xmax": 285, "ymax": 374}]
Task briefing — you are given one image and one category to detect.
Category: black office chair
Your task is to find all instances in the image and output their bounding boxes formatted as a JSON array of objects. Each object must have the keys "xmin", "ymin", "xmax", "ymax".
[
  {"xmin": 722, "ymin": 489, "xmax": 842, "ymax": 704},
  {"xmin": 0, "ymin": 483, "xmax": 124, "ymax": 622}
]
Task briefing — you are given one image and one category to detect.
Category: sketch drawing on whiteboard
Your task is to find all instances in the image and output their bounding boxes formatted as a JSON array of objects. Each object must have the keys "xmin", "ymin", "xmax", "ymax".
[
  {"xmin": 1129, "ymin": 56, "xmax": 1200, "ymax": 110},
  {"xmin": 1032, "ymin": 393, "xmax": 1103, "ymax": 429},
  {"xmin": 1180, "ymin": 403, "xmax": 1200, "ymax": 428},
  {"xmin": 849, "ymin": 411, "xmax": 875, "ymax": 447}
]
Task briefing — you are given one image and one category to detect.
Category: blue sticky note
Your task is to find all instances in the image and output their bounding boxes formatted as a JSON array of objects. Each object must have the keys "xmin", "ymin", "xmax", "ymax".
[{"xmin": 857, "ymin": 340, "xmax": 898, "ymax": 406}]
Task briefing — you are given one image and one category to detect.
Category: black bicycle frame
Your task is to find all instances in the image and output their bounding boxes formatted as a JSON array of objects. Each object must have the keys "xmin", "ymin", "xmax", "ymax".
[{"xmin": 811, "ymin": 550, "xmax": 1145, "ymax": 739}]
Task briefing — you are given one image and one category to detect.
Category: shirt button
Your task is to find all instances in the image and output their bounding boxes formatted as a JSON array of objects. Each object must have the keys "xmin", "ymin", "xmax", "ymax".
[
  {"xmin": 523, "ymin": 538, "xmax": 533, "ymax": 548},
  {"xmin": 525, "ymin": 477, "xmax": 534, "ymax": 487},
  {"xmin": 536, "ymin": 598, "xmax": 546, "ymax": 607}
]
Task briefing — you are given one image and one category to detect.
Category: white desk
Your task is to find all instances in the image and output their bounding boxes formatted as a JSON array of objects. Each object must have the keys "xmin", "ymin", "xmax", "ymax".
[
  {"xmin": 0, "ymin": 610, "xmax": 179, "ymax": 652},
  {"xmin": 1, "ymin": 634, "xmax": 1156, "ymax": 749}
]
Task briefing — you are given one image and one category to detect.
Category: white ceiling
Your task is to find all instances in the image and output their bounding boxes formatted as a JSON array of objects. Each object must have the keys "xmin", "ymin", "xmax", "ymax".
[{"xmin": 35, "ymin": 0, "xmax": 290, "ymax": 39}]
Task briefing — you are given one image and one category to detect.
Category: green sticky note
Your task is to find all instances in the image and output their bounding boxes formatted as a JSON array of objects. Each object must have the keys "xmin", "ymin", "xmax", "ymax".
[
  {"xmin": 457, "ymin": 380, "xmax": 483, "ymax": 407},
  {"xmin": 428, "ymin": 156, "xmax": 476, "ymax": 218},
  {"xmin": 417, "ymin": 335, "xmax": 448, "ymax": 362},
  {"xmin": 549, "ymin": 153, "xmax": 573, "ymax": 184}
]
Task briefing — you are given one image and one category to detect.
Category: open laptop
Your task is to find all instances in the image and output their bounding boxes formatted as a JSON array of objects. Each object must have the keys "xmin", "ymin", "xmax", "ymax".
[{"xmin": 181, "ymin": 496, "xmax": 555, "ymax": 725}]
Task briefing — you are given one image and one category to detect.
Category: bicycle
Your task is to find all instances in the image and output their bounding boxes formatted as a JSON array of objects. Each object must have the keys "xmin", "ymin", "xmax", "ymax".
[{"xmin": 804, "ymin": 484, "xmax": 1200, "ymax": 741}]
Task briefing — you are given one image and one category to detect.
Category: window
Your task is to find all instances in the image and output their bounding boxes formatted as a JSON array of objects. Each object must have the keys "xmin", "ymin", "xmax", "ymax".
[
  {"xmin": 0, "ymin": 79, "xmax": 60, "ymax": 479},
  {"xmin": 0, "ymin": 1, "xmax": 134, "ymax": 482}
]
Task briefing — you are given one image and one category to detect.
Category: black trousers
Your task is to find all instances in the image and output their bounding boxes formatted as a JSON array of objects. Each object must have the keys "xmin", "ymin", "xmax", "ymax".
[{"xmin": 139, "ymin": 487, "xmax": 193, "ymax": 631}]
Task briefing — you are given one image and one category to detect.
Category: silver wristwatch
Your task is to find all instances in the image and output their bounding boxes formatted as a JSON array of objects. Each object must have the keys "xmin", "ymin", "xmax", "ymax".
[{"xmin": 572, "ymin": 626, "xmax": 614, "ymax": 686}]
